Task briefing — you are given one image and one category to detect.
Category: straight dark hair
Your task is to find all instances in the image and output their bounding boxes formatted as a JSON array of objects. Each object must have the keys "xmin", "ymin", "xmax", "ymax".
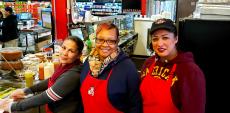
[{"xmin": 66, "ymin": 36, "xmax": 84, "ymax": 54}]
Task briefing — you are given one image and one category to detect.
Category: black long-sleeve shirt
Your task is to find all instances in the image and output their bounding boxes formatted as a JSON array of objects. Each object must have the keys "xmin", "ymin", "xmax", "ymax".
[{"xmin": 0, "ymin": 14, "xmax": 18, "ymax": 42}]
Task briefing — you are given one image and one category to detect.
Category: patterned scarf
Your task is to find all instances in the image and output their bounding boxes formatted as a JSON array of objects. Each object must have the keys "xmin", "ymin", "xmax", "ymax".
[{"xmin": 88, "ymin": 48, "xmax": 120, "ymax": 77}]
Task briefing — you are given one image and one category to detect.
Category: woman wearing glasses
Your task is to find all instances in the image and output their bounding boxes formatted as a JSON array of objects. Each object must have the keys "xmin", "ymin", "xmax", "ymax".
[{"xmin": 80, "ymin": 23, "xmax": 142, "ymax": 113}]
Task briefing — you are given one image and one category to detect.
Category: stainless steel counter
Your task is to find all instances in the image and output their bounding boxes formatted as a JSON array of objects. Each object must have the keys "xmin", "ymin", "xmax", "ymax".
[
  {"xmin": 0, "ymin": 79, "xmax": 44, "ymax": 113},
  {"xmin": 118, "ymin": 32, "xmax": 138, "ymax": 56}
]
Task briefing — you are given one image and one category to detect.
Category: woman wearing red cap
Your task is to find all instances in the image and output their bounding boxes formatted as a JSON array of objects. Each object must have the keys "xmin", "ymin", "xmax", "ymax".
[{"xmin": 140, "ymin": 18, "xmax": 206, "ymax": 113}]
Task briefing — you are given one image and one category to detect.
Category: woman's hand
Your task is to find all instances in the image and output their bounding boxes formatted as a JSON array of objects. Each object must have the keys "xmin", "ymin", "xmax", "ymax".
[
  {"xmin": 9, "ymin": 89, "xmax": 25, "ymax": 101},
  {"xmin": 0, "ymin": 99, "xmax": 12, "ymax": 112}
]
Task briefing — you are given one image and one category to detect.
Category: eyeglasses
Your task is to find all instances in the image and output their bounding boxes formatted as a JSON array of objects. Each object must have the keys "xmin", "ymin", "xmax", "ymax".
[{"xmin": 95, "ymin": 38, "xmax": 117, "ymax": 45}]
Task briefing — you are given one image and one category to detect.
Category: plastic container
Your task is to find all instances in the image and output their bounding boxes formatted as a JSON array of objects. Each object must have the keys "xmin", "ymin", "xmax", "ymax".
[
  {"xmin": 53, "ymin": 59, "xmax": 60, "ymax": 71},
  {"xmin": 44, "ymin": 62, "xmax": 54, "ymax": 79},
  {"xmin": 24, "ymin": 70, "xmax": 35, "ymax": 87},
  {"xmin": 39, "ymin": 62, "xmax": 44, "ymax": 80}
]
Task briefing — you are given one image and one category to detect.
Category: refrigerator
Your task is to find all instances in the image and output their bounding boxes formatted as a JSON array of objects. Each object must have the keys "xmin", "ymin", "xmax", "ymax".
[{"xmin": 178, "ymin": 18, "xmax": 230, "ymax": 113}]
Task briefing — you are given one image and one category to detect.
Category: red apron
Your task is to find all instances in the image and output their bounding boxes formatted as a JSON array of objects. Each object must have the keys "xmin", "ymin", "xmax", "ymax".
[
  {"xmin": 80, "ymin": 69, "xmax": 123, "ymax": 113},
  {"xmin": 140, "ymin": 62, "xmax": 180, "ymax": 113}
]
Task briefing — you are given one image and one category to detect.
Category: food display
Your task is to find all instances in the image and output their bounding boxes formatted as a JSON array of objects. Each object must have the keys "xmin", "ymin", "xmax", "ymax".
[
  {"xmin": 1, "ymin": 60, "xmax": 24, "ymax": 70},
  {"xmin": 35, "ymin": 52, "xmax": 45, "ymax": 62},
  {"xmin": 0, "ymin": 50, "xmax": 22, "ymax": 61},
  {"xmin": 119, "ymin": 30, "xmax": 130, "ymax": 37},
  {"xmin": 0, "ymin": 87, "xmax": 16, "ymax": 99},
  {"xmin": 21, "ymin": 54, "xmax": 41, "ymax": 74},
  {"xmin": 0, "ymin": 47, "xmax": 24, "ymax": 70},
  {"xmin": 0, "ymin": 70, "xmax": 20, "ymax": 80},
  {"xmin": 0, "ymin": 81, "xmax": 24, "ymax": 99},
  {"xmin": 0, "ymin": 49, "xmax": 57, "ymax": 98},
  {"xmin": 0, "ymin": 47, "xmax": 23, "ymax": 61}
]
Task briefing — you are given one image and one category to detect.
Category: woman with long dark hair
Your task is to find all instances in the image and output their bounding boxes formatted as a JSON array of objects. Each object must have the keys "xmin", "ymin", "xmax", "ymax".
[{"xmin": 0, "ymin": 36, "xmax": 84, "ymax": 113}]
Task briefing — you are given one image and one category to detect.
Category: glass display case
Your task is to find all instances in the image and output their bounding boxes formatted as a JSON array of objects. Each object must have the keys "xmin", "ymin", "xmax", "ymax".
[
  {"xmin": 19, "ymin": 27, "xmax": 52, "ymax": 54},
  {"xmin": 146, "ymin": 0, "xmax": 177, "ymax": 21},
  {"xmin": 69, "ymin": 13, "xmax": 137, "ymax": 56},
  {"xmin": 91, "ymin": 2, "xmax": 122, "ymax": 16}
]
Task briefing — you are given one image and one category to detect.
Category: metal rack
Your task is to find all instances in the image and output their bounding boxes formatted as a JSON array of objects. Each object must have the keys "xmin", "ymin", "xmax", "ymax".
[{"xmin": 19, "ymin": 28, "xmax": 52, "ymax": 54}]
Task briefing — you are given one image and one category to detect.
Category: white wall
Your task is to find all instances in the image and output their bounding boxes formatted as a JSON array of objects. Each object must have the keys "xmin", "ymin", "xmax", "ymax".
[{"xmin": 133, "ymin": 19, "xmax": 154, "ymax": 56}]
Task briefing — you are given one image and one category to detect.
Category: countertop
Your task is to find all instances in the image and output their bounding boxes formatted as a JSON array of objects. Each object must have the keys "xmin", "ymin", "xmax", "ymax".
[{"xmin": 118, "ymin": 31, "xmax": 138, "ymax": 47}]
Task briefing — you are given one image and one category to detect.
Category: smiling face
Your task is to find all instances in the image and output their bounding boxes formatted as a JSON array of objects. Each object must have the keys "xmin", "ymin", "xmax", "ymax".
[
  {"xmin": 59, "ymin": 39, "xmax": 80, "ymax": 66},
  {"xmin": 151, "ymin": 29, "xmax": 178, "ymax": 61},
  {"xmin": 95, "ymin": 23, "xmax": 119, "ymax": 60},
  {"xmin": 95, "ymin": 23, "xmax": 119, "ymax": 61}
]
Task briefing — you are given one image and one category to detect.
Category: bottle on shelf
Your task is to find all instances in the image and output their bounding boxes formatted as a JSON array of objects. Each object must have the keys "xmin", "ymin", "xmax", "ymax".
[
  {"xmin": 53, "ymin": 58, "xmax": 60, "ymax": 71},
  {"xmin": 39, "ymin": 62, "xmax": 44, "ymax": 80},
  {"xmin": 24, "ymin": 70, "xmax": 35, "ymax": 87}
]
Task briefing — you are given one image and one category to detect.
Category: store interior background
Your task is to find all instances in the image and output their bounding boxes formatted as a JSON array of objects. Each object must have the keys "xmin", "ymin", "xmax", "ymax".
[{"xmin": 1, "ymin": 0, "xmax": 230, "ymax": 113}]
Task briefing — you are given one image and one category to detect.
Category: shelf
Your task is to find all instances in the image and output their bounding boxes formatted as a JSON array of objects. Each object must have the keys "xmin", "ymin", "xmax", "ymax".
[
  {"xmin": 119, "ymin": 32, "xmax": 138, "ymax": 56},
  {"xmin": 119, "ymin": 32, "xmax": 137, "ymax": 46},
  {"xmin": 74, "ymin": 15, "xmax": 125, "ymax": 24},
  {"xmin": 19, "ymin": 27, "xmax": 52, "ymax": 54}
]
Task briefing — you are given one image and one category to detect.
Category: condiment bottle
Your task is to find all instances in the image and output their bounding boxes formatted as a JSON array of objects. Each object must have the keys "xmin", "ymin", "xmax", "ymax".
[{"xmin": 39, "ymin": 62, "xmax": 44, "ymax": 80}]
